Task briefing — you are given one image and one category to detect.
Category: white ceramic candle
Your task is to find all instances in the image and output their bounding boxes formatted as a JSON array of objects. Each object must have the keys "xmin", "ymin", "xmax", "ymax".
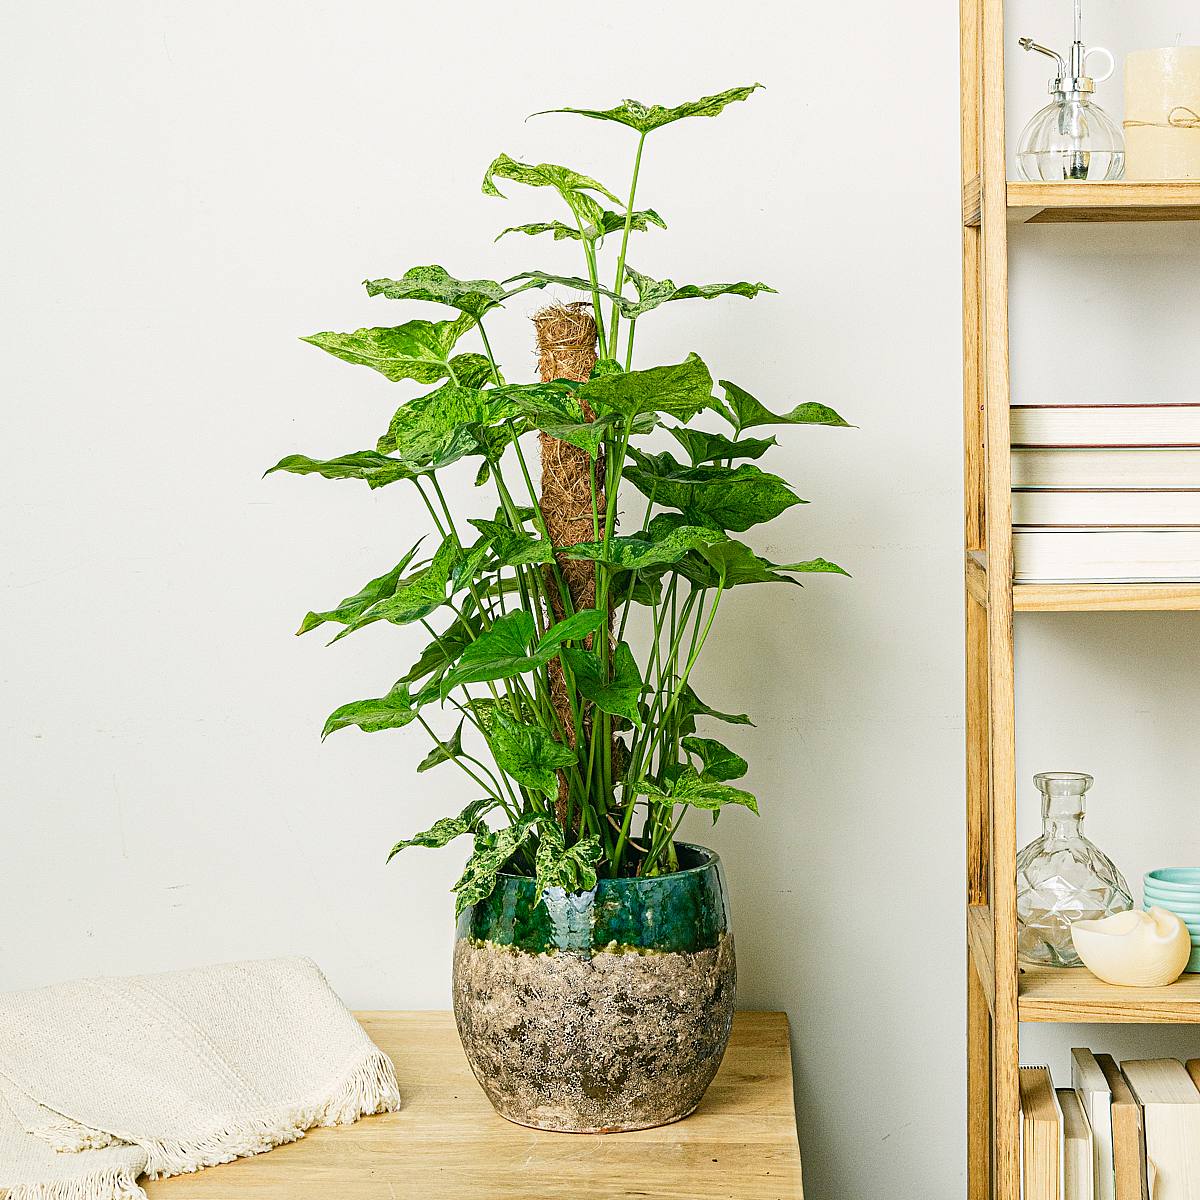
[
  {"xmin": 1124, "ymin": 48, "xmax": 1200, "ymax": 180},
  {"xmin": 1071, "ymin": 907, "xmax": 1191, "ymax": 987}
]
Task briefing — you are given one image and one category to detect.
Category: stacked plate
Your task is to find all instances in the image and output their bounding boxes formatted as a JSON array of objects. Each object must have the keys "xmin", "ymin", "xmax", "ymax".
[{"xmin": 1144, "ymin": 869, "xmax": 1200, "ymax": 972}]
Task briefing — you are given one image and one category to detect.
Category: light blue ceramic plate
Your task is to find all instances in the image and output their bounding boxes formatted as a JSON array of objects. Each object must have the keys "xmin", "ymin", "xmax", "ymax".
[{"xmin": 1145, "ymin": 868, "xmax": 1200, "ymax": 893}]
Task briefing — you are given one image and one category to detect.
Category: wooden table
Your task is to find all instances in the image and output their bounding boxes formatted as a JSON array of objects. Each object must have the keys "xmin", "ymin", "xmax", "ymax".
[{"xmin": 145, "ymin": 1010, "xmax": 803, "ymax": 1200}]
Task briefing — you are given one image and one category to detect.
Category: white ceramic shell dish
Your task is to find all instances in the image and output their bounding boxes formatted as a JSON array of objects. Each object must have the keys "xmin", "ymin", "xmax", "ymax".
[{"xmin": 1071, "ymin": 907, "xmax": 1191, "ymax": 987}]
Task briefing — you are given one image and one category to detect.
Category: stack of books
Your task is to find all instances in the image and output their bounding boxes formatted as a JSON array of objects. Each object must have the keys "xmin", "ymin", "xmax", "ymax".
[
  {"xmin": 1011, "ymin": 404, "xmax": 1200, "ymax": 583},
  {"xmin": 1020, "ymin": 1048, "xmax": 1200, "ymax": 1199}
]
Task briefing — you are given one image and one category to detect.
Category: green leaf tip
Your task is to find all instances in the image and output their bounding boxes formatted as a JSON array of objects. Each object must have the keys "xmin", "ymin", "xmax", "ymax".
[{"xmin": 532, "ymin": 83, "xmax": 765, "ymax": 134}]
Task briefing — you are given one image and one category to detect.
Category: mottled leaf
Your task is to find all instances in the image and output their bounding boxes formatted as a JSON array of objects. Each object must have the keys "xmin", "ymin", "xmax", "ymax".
[
  {"xmin": 466, "ymin": 517, "xmax": 553, "ymax": 567},
  {"xmin": 623, "ymin": 450, "xmax": 804, "ymax": 533},
  {"xmin": 679, "ymin": 539, "xmax": 848, "ymax": 588},
  {"xmin": 561, "ymin": 642, "xmax": 644, "ymax": 727},
  {"xmin": 577, "ymin": 354, "xmax": 713, "ymax": 421},
  {"xmin": 439, "ymin": 610, "xmax": 537, "ymax": 693},
  {"xmin": 338, "ymin": 537, "xmax": 458, "ymax": 637},
  {"xmin": 634, "ymin": 767, "xmax": 758, "ymax": 813},
  {"xmin": 486, "ymin": 711, "xmax": 576, "ymax": 799},
  {"xmin": 496, "ymin": 208, "xmax": 666, "ymax": 244},
  {"xmin": 322, "ymin": 681, "xmax": 424, "ymax": 739},
  {"xmin": 720, "ymin": 379, "xmax": 850, "ymax": 431},
  {"xmin": 481, "ymin": 154, "xmax": 621, "ymax": 210},
  {"xmin": 617, "ymin": 266, "xmax": 774, "ymax": 320},
  {"xmin": 534, "ymin": 823, "xmax": 601, "ymax": 897},
  {"xmin": 563, "ymin": 518, "xmax": 726, "ymax": 571},
  {"xmin": 416, "ymin": 719, "xmax": 465, "ymax": 774},
  {"xmin": 266, "ymin": 451, "xmax": 414, "ymax": 490},
  {"xmin": 537, "ymin": 84, "xmax": 763, "ymax": 134},
  {"xmin": 301, "ymin": 313, "xmax": 475, "ymax": 383},
  {"xmin": 364, "ymin": 265, "xmax": 535, "ymax": 321},
  {"xmin": 386, "ymin": 797, "xmax": 499, "ymax": 863},
  {"xmin": 676, "ymin": 683, "xmax": 754, "ymax": 734},
  {"xmin": 298, "ymin": 541, "xmax": 423, "ymax": 636},
  {"xmin": 682, "ymin": 735, "xmax": 748, "ymax": 782},
  {"xmin": 453, "ymin": 816, "xmax": 539, "ymax": 916},
  {"xmin": 376, "ymin": 383, "xmax": 516, "ymax": 461},
  {"xmin": 666, "ymin": 426, "xmax": 777, "ymax": 465}
]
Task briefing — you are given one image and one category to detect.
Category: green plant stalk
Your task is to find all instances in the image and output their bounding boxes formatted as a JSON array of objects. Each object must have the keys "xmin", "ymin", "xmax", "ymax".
[{"xmin": 608, "ymin": 132, "xmax": 647, "ymax": 359}]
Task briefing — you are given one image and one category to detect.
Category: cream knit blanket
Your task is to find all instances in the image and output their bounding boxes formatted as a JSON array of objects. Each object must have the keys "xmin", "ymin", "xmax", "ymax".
[{"xmin": 0, "ymin": 957, "xmax": 401, "ymax": 1200}]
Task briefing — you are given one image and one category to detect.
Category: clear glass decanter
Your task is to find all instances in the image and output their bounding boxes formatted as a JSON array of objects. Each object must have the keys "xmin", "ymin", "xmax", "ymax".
[
  {"xmin": 1014, "ymin": 0, "xmax": 1125, "ymax": 182},
  {"xmin": 1016, "ymin": 772, "xmax": 1133, "ymax": 967}
]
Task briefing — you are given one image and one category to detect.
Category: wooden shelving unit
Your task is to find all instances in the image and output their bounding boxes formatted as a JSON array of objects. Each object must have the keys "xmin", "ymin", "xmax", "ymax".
[{"xmin": 961, "ymin": 3, "xmax": 1200, "ymax": 1196}]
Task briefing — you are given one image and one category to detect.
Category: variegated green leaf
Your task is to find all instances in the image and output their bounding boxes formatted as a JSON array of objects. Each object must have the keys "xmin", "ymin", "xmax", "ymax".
[
  {"xmin": 534, "ymin": 823, "xmax": 602, "ymax": 896},
  {"xmin": 386, "ymin": 797, "xmax": 499, "ymax": 863},
  {"xmin": 563, "ymin": 517, "xmax": 726, "ymax": 570},
  {"xmin": 577, "ymin": 354, "xmax": 713, "ymax": 421},
  {"xmin": 416, "ymin": 719, "xmax": 465, "ymax": 774},
  {"xmin": 623, "ymin": 450, "xmax": 804, "ymax": 533},
  {"xmin": 667, "ymin": 426, "xmax": 777, "ymax": 465},
  {"xmin": 681, "ymin": 736, "xmax": 748, "ymax": 782},
  {"xmin": 634, "ymin": 767, "xmax": 758, "ymax": 813},
  {"xmin": 298, "ymin": 541, "xmax": 423, "ymax": 636},
  {"xmin": 496, "ymin": 208, "xmax": 666, "ymax": 243},
  {"xmin": 301, "ymin": 313, "xmax": 475, "ymax": 383},
  {"xmin": 719, "ymin": 380, "xmax": 851, "ymax": 431},
  {"xmin": 265, "ymin": 451, "xmax": 414, "ymax": 489},
  {"xmin": 363, "ymin": 265, "xmax": 535, "ymax": 321},
  {"xmin": 618, "ymin": 266, "xmax": 775, "ymax": 319},
  {"xmin": 537, "ymin": 84, "xmax": 763, "ymax": 134},
  {"xmin": 678, "ymin": 539, "xmax": 849, "ymax": 589},
  {"xmin": 486, "ymin": 711, "xmax": 577, "ymax": 799},
  {"xmin": 376, "ymin": 384, "xmax": 516, "ymax": 461},
  {"xmin": 481, "ymin": 154, "xmax": 621, "ymax": 213},
  {"xmin": 336, "ymin": 538, "xmax": 459, "ymax": 638},
  {"xmin": 322, "ymin": 681, "xmax": 424, "ymax": 739},
  {"xmin": 453, "ymin": 816, "xmax": 539, "ymax": 916}
]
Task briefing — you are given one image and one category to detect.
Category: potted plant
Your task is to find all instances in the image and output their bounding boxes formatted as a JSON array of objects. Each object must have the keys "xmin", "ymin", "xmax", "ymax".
[{"xmin": 270, "ymin": 83, "xmax": 849, "ymax": 1133}]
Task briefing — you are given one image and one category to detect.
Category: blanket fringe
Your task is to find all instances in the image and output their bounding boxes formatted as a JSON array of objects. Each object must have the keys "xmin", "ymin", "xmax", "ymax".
[
  {"xmin": 141, "ymin": 1050, "xmax": 401, "ymax": 1179},
  {"xmin": 3, "ymin": 1164, "xmax": 145, "ymax": 1200}
]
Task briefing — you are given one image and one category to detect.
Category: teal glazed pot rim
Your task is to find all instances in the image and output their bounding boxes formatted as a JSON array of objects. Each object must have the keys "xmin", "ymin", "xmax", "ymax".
[
  {"xmin": 494, "ymin": 841, "xmax": 719, "ymax": 885},
  {"xmin": 459, "ymin": 840, "xmax": 730, "ymax": 956},
  {"xmin": 1145, "ymin": 869, "xmax": 1200, "ymax": 892}
]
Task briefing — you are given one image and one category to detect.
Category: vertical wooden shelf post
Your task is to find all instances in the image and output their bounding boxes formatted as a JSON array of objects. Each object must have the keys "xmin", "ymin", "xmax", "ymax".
[{"xmin": 962, "ymin": 0, "xmax": 1018, "ymax": 1193}]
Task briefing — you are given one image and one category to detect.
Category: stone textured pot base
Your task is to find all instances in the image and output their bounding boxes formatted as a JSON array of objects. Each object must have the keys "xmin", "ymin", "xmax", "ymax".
[{"xmin": 453, "ymin": 933, "xmax": 735, "ymax": 1133}]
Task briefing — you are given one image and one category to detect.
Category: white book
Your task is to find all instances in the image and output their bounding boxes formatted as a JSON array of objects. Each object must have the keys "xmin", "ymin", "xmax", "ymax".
[
  {"xmin": 1012, "ymin": 405, "xmax": 1200, "ymax": 448},
  {"xmin": 1121, "ymin": 1060, "xmax": 1200, "ymax": 1200},
  {"xmin": 1012, "ymin": 490, "xmax": 1200, "ymax": 528},
  {"xmin": 1075, "ymin": 1048, "xmax": 1114, "ymax": 1200},
  {"xmin": 1014, "ymin": 530, "xmax": 1200, "ymax": 583},
  {"xmin": 1060, "ymin": 1088, "xmax": 1096, "ymax": 1200},
  {"xmin": 1012, "ymin": 448, "xmax": 1200, "ymax": 489}
]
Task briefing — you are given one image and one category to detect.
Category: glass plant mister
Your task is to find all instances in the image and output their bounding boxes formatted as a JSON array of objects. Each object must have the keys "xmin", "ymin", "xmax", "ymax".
[
  {"xmin": 1016, "ymin": 772, "xmax": 1133, "ymax": 967},
  {"xmin": 1015, "ymin": 0, "xmax": 1125, "ymax": 181}
]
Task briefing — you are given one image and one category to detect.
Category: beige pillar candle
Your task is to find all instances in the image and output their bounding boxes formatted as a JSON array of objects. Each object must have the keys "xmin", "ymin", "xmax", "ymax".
[{"xmin": 1124, "ymin": 47, "xmax": 1200, "ymax": 180}]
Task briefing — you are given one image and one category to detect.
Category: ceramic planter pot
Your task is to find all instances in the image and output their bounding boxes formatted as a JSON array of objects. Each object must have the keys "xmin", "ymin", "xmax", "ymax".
[{"xmin": 452, "ymin": 842, "xmax": 735, "ymax": 1133}]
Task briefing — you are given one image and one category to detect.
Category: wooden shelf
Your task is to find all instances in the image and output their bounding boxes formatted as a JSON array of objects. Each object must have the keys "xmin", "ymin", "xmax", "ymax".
[
  {"xmin": 1020, "ymin": 967, "xmax": 1200, "ymax": 1024},
  {"xmin": 1014, "ymin": 583, "xmax": 1200, "ymax": 612},
  {"xmin": 1008, "ymin": 181, "xmax": 1200, "ymax": 224}
]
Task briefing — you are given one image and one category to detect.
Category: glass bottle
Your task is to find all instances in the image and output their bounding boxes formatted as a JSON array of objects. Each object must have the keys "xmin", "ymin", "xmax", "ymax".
[
  {"xmin": 1016, "ymin": 772, "xmax": 1133, "ymax": 967},
  {"xmin": 1014, "ymin": 1, "xmax": 1125, "ymax": 182}
]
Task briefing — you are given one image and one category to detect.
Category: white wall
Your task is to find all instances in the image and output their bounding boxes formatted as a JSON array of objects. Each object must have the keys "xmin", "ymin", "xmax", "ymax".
[{"xmin": 0, "ymin": 2, "xmax": 1194, "ymax": 1197}]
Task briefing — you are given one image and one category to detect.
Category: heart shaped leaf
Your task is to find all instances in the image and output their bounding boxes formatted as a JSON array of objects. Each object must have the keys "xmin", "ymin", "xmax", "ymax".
[{"xmin": 720, "ymin": 379, "xmax": 850, "ymax": 431}]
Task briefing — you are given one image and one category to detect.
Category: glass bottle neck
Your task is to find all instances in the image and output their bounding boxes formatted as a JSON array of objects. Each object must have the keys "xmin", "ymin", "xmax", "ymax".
[{"xmin": 1043, "ymin": 814, "xmax": 1084, "ymax": 840}]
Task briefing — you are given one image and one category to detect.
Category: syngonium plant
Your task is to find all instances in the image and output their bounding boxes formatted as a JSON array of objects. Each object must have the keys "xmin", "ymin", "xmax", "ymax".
[{"xmin": 270, "ymin": 84, "xmax": 850, "ymax": 914}]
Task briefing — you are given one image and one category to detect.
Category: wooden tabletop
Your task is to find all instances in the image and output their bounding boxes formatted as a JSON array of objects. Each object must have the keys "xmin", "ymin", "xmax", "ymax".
[{"xmin": 145, "ymin": 1010, "xmax": 802, "ymax": 1200}]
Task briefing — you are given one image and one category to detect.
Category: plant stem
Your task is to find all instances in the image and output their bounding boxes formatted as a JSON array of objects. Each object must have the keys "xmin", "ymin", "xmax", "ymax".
[{"xmin": 609, "ymin": 132, "xmax": 647, "ymax": 360}]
